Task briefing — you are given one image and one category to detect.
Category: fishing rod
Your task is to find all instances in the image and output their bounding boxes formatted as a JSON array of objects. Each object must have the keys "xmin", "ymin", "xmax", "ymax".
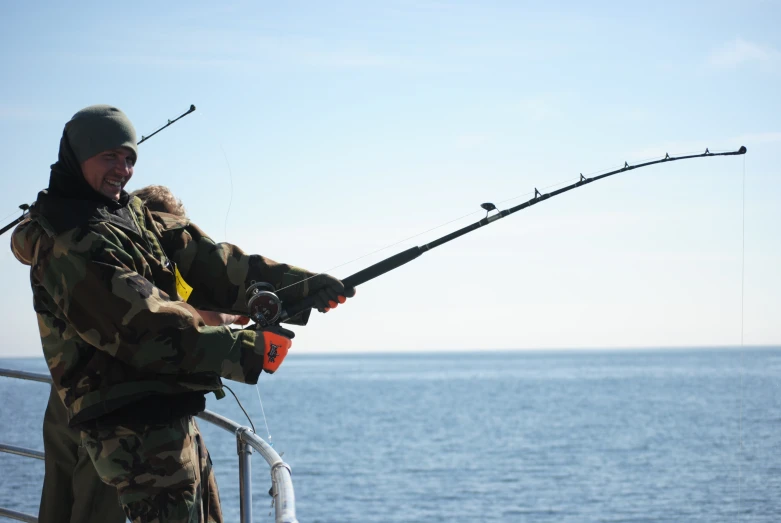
[
  {"xmin": 245, "ymin": 146, "xmax": 748, "ymax": 328},
  {"xmin": 0, "ymin": 204, "xmax": 31, "ymax": 237},
  {"xmin": 137, "ymin": 104, "xmax": 196, "ymax": 145},
  {"xmin": 0, "ymin": 104, "xmax": 197, "ymax": 237}
]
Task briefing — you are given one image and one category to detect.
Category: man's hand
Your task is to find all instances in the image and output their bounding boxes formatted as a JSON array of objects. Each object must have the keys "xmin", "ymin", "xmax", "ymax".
[
  {"xmin": 199, "ymin": 311, "xmax": 250, "ymax": 327},
  {"xmin": 307, "ymin": 273, "xmax": 356, "ymax": 313},
  {"xmin": 257, "ymin": 326, "xmax": 294, "ymax": 374}
]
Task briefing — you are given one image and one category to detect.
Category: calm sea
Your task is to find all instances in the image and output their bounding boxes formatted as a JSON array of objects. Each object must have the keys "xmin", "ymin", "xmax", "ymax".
[{"xmin": 0, "ymin": 348, "xmax": 779, "ymax": 522}]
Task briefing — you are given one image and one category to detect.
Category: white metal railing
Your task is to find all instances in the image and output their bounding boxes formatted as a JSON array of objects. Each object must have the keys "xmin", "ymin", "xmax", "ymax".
[{"xmin": 0, "ymin": 367, "xmax": 298, "ymax": 523}]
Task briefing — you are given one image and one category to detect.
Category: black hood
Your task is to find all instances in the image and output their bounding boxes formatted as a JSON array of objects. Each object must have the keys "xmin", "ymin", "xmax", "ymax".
[{"xmin": 33, "ymin": 130, "xmax": 133, "ymax": 235}]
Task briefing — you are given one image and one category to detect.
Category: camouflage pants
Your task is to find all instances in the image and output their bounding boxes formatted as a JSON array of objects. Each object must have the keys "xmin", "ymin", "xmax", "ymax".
[
  {"xmin": 81, "ymin": 416, "xmax": 223, "ymax": 523},
  {"xmin": 40, "ymin": 385, "xmax": 126, "ymax": 523}
]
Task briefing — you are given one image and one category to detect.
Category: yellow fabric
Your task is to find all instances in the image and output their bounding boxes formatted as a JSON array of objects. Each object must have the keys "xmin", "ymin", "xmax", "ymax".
[{"xmin": 175, "ymin": 265, "xmax": 193, "ymax": 302}]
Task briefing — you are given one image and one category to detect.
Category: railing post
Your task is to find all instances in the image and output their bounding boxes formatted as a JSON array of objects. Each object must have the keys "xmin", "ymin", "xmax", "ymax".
[{"xmin": 236, "ymin": 427, "xmax": 253, "ymax": 523}]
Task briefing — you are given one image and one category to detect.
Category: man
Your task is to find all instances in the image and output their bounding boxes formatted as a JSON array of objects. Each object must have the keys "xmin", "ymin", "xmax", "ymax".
[
  {"xmin": 12, "ymin": 105, "xmax": 353, "ymax": 522},
  {"xmin": 14, "ymin": 184, "xmax": 252, "ymax": 523}
]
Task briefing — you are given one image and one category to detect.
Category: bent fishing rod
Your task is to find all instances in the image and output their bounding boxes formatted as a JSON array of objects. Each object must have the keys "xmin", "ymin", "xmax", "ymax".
[
  {"xmin": 0, "ymin": 104, "xmax": 197, "ymax": 237},
  {"xmin": 246, "ymin": 146, "xmax": 747, "ymax": 328}
]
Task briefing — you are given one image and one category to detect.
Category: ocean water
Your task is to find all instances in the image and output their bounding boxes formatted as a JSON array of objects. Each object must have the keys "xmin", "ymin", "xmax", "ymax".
[{"xmin": 0, "ymin": 348, "xmax": 779, "ymax": 523}]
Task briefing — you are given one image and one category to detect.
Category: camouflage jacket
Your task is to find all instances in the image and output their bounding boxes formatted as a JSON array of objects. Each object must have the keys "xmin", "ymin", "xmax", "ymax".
[{"xmin": 12, "ymin": 192, "xmax": 314, "ymax": 426}]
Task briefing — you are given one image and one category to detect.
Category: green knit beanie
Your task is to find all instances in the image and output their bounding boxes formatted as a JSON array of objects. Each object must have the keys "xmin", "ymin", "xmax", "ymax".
[{"xmin": 65, "ymin": 105, "xmax": 138, "ymax": 164}]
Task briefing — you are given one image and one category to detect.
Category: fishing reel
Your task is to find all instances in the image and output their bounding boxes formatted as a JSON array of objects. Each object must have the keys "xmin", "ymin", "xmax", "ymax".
[{"xmin": 246, "ymin": 281, "xmax": 283, "ymax": 329}]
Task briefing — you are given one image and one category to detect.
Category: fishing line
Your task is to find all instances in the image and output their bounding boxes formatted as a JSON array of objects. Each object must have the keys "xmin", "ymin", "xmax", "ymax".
[
  {"xmin": 272, "ymin": 175, "xmax": 586, "ymax": 295},
  {"xmin": 255, "ymin": 384, "xmax": 274, "ymax": 445},
  {"xmin": 219, "ymin": 142, "xmax": 234, "ymax": 244},
  {"xmin": 196, "ymin": 109, "xmax": 275, "ymax": 445},
  {"xmin": 0, "ymin": 208, "xmax": 23, "ymax": 224},
  {"xmin": 192, "ymin": 110, "xmax": 236, "ymax": 243},
  {"xmin": 276, "ymin": 207, "xmax": 483, "ymax": 287},
  {"xmin": 738, "ymin": 154, "xmax": 746, "ymax": 519}
]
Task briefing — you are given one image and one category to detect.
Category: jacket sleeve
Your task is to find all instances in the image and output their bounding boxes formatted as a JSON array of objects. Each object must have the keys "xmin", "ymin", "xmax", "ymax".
[
  {"xmin": 159, "ymin": 218, "xmax": 315, "ymax": 325},
  {"xmin": 34, "ymin": 229, "xmax": 266, "ymax": 384}
]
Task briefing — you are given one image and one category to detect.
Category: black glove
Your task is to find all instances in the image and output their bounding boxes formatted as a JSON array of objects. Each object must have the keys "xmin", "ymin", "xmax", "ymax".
[{"xmin": 307, "ymin": 273, "xmax": 356, "ymax": 313}]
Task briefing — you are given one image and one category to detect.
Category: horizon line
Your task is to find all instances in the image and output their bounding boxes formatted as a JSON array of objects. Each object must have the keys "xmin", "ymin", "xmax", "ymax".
[{"xmin": 1, "ymin": 344, "xmax": 779, "ymax": 360}]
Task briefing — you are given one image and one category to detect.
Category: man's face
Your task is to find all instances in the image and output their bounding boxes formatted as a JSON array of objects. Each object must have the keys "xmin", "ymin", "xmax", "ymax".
[{"xmin": 80, "ymin": 147, "xmax": 135, "ymax": 201}]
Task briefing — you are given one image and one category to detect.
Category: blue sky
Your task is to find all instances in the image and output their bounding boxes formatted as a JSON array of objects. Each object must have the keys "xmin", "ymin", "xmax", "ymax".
[{"xmin": 0, "ymin": 1, "xmax": 779, "ymax": 355}]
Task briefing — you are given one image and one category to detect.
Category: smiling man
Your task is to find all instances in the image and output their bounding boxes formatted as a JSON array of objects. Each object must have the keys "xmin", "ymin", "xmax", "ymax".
[
  {"xmin": 13, "ymin": 105, "xmax": 355, "ymax": 523},
  {"xmin": 81, "ymin": 147, "xmax": 136, "ymax": 199},
  {"xmin": 59, "ymin": 105, "xmax": 137, "ymax": 199}
]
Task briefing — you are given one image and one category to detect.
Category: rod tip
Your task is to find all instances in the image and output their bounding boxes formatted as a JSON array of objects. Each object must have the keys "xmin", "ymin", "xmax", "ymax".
[
  {"xmin": 189, "ymin": 104, "xmax": 196, "ymax": 112},
  {"xmin": 738, "ymin": 145, "xmax": 747, "ymax": 154}
]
